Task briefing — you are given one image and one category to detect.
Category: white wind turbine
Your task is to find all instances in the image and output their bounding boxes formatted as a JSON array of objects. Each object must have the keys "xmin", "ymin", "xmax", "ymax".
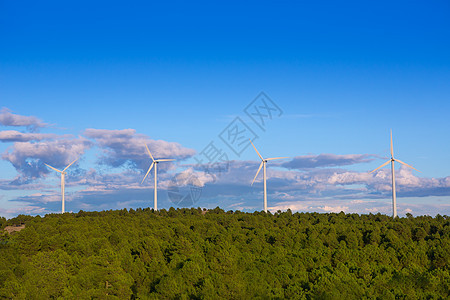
[
  {"xmin": 250, "ymin": 139, "xmax": 288, "ymax": 213},
  {"xmin": 45, "ymin": 158, "xmax": 78, "ymax": 213},
  {"xmin": 370, "ymin": 130, "xmax": 420, "ymax": 218},
  {"xmin": 141, "ymin": 144, "xmax": 175, "ymax": 211}
]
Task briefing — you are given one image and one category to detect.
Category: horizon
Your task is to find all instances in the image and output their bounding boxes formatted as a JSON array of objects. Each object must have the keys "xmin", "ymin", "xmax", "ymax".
[
  {"xmin": 1, "ymin": 1, "xmax": 449, "ymax": 218},
  {"xmin": 3, "ymin": 206, "xmax": 448, "ymax": 222}
]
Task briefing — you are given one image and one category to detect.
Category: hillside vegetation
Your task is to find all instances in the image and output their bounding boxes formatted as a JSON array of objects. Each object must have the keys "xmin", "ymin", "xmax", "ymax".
[{"xmin": 0, "ymin": 208, "xmax": 449, "ymax": 299}]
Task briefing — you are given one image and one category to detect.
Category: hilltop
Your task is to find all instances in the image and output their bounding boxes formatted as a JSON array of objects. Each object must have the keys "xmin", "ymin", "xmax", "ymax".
[{"xmin": 0, "ymin": 208, "xmax": 449, "ymax": 299}]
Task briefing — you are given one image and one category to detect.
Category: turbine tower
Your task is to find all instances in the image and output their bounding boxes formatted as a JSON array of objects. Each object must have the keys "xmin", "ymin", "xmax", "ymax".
[
  {"xmin": 45, "ymin": 158, "xmax": 78, "ymax": 213},
  {"xmin": 141, "ymin": 144, "xmax": 175, "ymax": 211},
  {"xmin": 250, "ymin": 139, "xmax": 288, "ymax": 213},
  {"xmin": 370, "ymin": 130, "xmax": 420, "ymax": 218}
]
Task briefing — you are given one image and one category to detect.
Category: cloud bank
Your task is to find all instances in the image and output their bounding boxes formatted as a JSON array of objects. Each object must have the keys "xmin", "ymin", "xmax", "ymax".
[{"xmin": 0, "ymin": 108, "xmax": 448, "ymax": 218}]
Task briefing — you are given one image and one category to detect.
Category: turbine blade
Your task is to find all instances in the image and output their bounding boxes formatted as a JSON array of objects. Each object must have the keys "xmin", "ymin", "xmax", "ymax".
[
  {"xmin": 63, "ymin": 158, "xmax": 78, "ymax": 172},
  {"xmin": 45, "ymin": 163, "xmax": 62, "ymax": 173},
  {"xmin": 266, "ymin": 157, "xmax": 289, "ymax": 161},
  {"xmin": 156, "ymin": 159, "xmax": 175, "ymax": 162},
  {"xmin": 145, "ymin": 144, "xmax": 155, "ymax": 162},
  {"xmin": 251, "ymin": 162, "xmax": 264, "ymax": 186},
  {"xmin": 395, "ymin": 159, "xmax": 421, "ymax": 172},
  {"xmin": 141, "ymin": 162, "xmax": 154, "ymax": 184},
  {"xmin": 369, "ymin": 160, "xmax": 391, "ymax": 173},
  {"xmin": 249, "ymin": 139, "xmax": 263, "ymax": 160},
  {"xmin": 390, "ymin": 129, "xmax": 394, "ymax": 158}
]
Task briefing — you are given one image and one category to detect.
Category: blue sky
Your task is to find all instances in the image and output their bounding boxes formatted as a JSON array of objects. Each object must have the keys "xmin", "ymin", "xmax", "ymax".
[{"xmin": 1, "ymin": 0, "xmax": 449, "ymax": 218}]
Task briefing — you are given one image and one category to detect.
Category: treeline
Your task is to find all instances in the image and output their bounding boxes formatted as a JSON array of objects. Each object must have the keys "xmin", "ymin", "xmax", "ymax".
[{"xmin": 0, "ymin": 208, "xmax": 449, "ymax": 299}]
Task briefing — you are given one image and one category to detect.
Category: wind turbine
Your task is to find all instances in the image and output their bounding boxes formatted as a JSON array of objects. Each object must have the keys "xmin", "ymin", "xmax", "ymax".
[
  {"xmin": 250, "ymin": 139, "xmax": 288, "ymax": 213},
  {"xmin": 370, "ymin": 130, "xmax": 420, "ymax": 218},
  {"xmin": 141, "ymin": 144, "xmax": 175, "ymax": 211},
  {"xmin": 45, "ymin": 158, "xmax": 78, "ymax": 213}
]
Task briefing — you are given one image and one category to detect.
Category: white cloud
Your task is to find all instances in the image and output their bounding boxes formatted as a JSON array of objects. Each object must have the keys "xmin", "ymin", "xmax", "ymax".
[
  {"xmin": 0, "ymin": 108, "xmax": 48, "ymax": 132},
  {"xmin": 317, "ymin": 205, "xmax": 349, "ymax": 213},
  {"xmin": 84, "ymin": 128, "xmax": 196, "ymax": 170},
  {"xmin": 328, "ymin": 171, "xmax": 372, "ymax": 185},
  {"xmin": 0, "ymin": 130, "xmax": 57, "ymax": 142},
  {"xmin": 2, "ymin": 137, "xmax": 92, "ymax": 180}
]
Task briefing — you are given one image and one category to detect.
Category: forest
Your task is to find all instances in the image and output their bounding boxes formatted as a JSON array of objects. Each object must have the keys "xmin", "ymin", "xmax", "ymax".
[{"xmin": 0, "ymin": 208, "xmax": 449, "ymax": 299}]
